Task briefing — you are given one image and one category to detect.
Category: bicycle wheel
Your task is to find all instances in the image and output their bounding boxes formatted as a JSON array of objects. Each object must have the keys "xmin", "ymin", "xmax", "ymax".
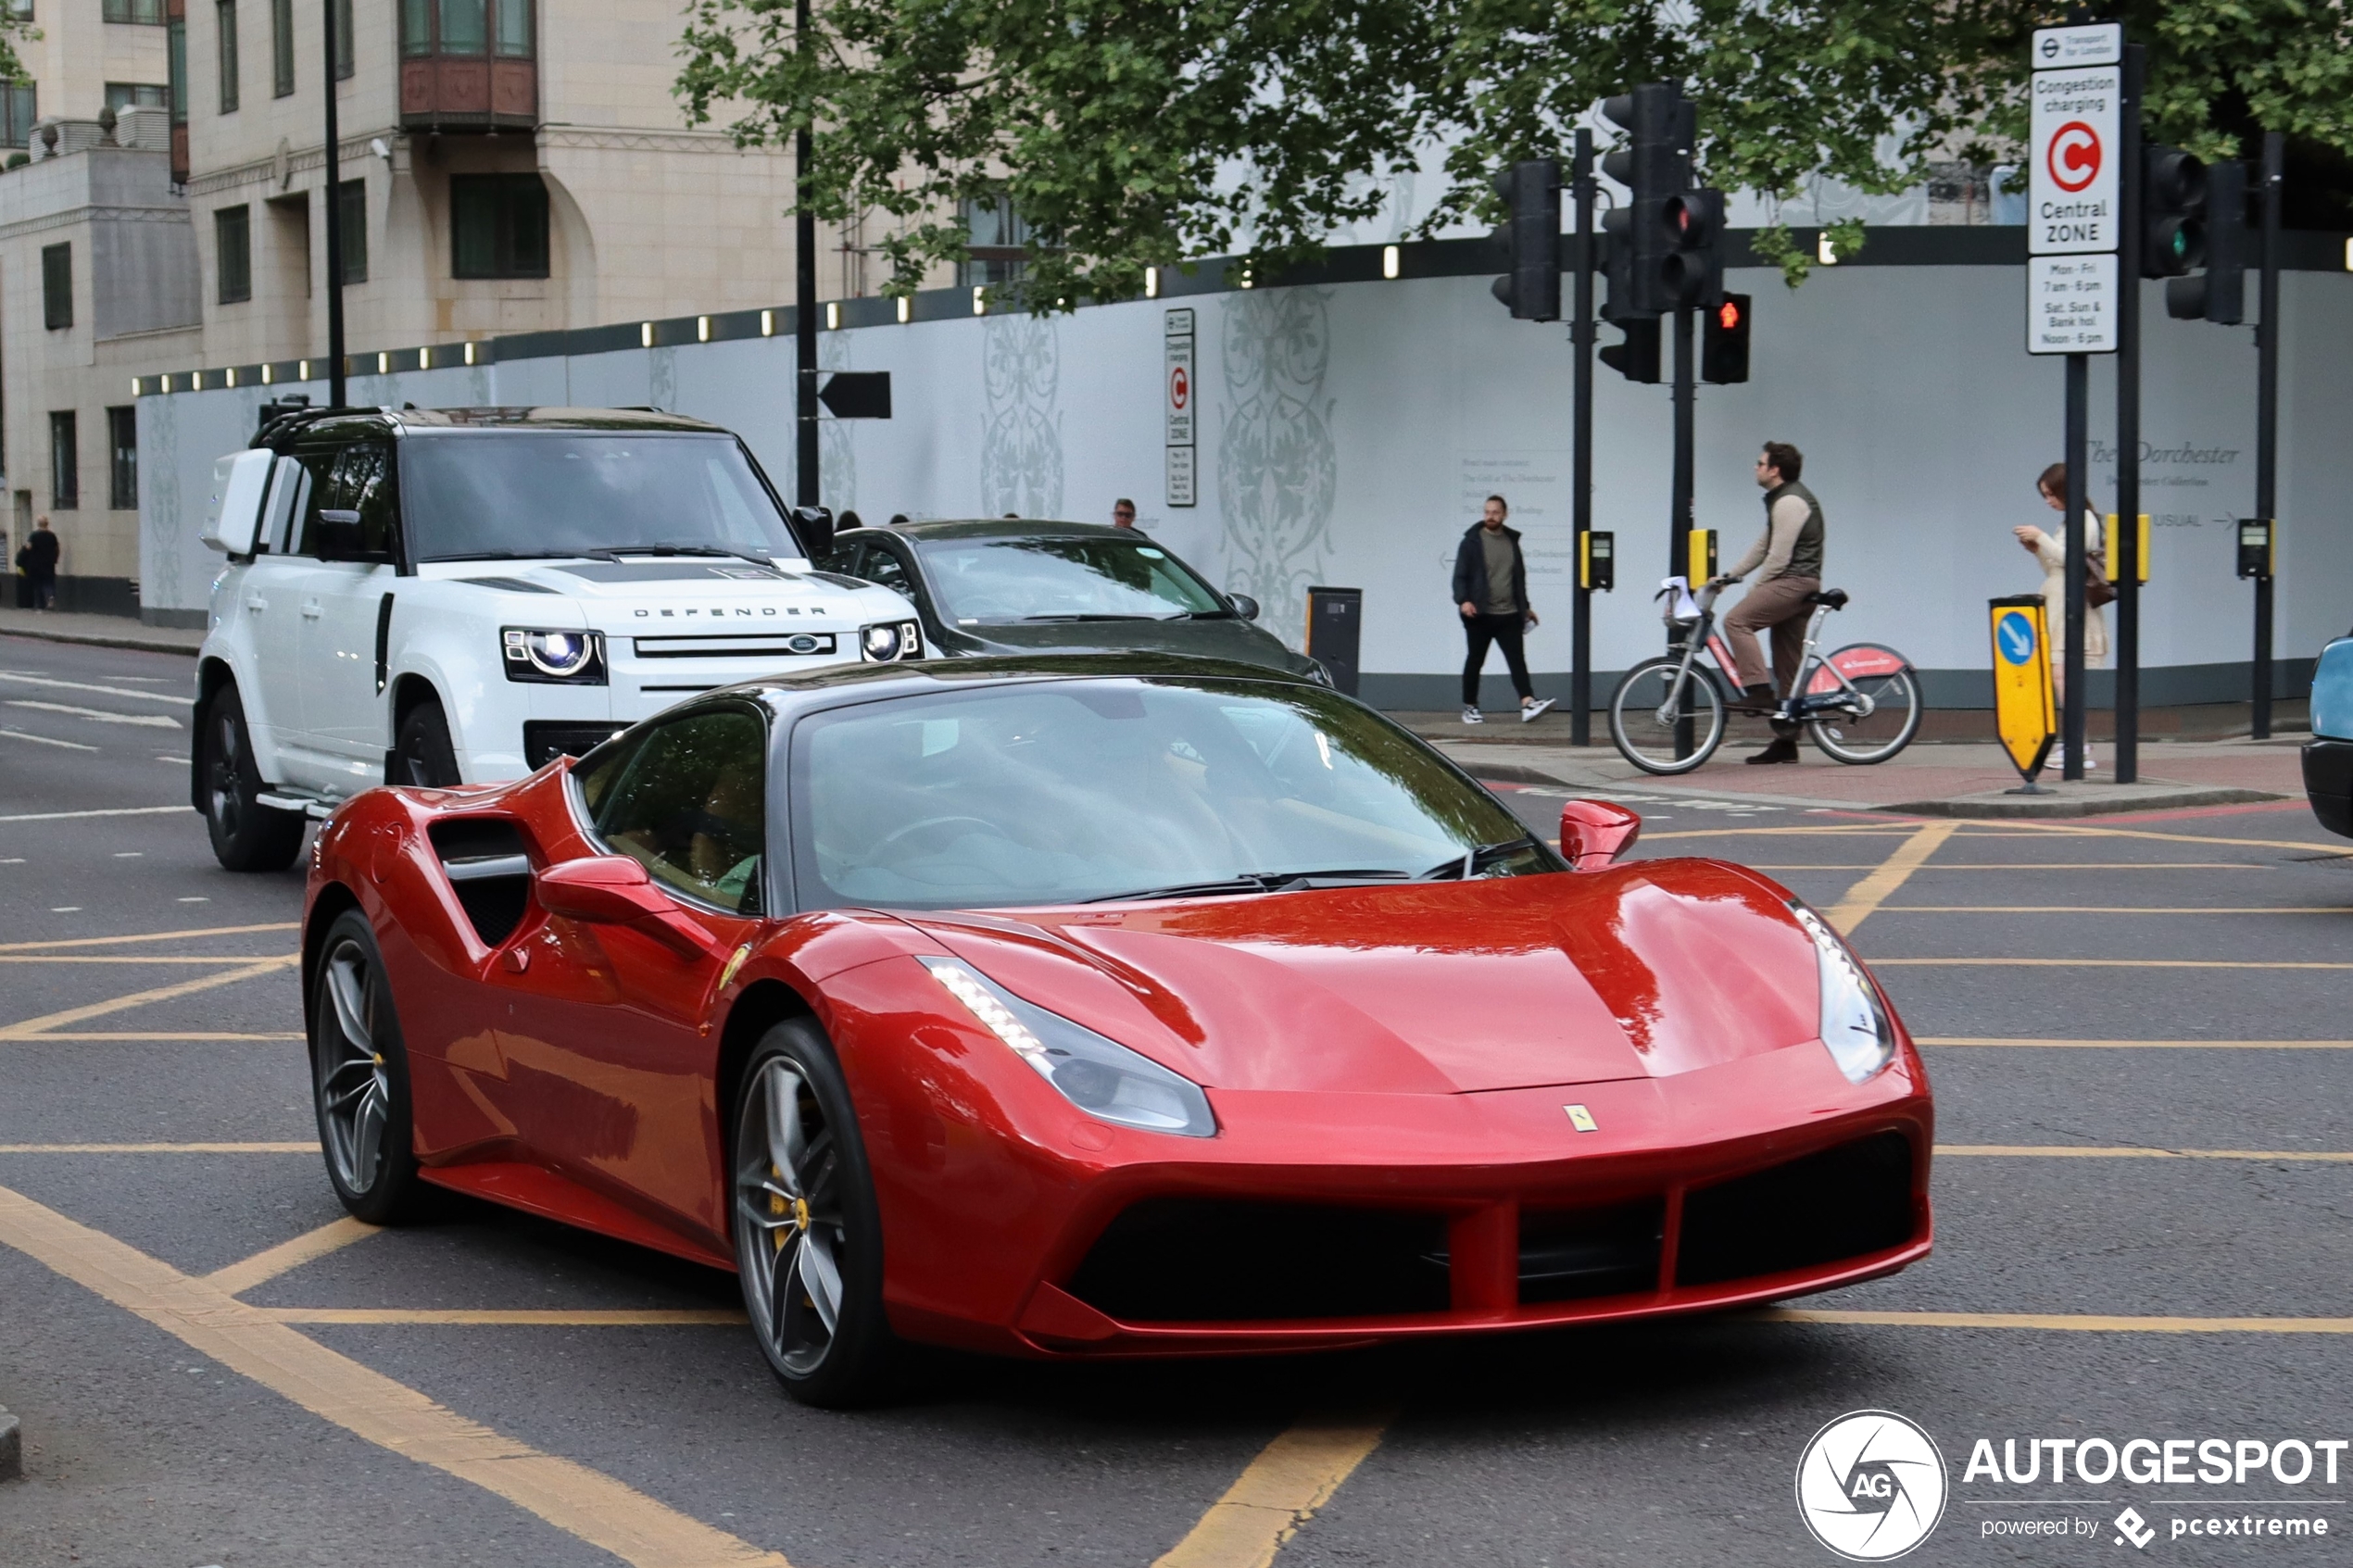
[
  {"xmin": 1806, "ymin": 645, "xmax": 1922, "ymax": 764},
  {"xmin": 1609, "ymin": 656, "xmax": 1726, "ymax": 774}
]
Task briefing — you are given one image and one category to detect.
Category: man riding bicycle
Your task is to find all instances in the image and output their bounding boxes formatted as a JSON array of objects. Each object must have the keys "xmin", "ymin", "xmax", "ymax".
[{"xmin": 1712, "ymin": 441, "xmax": 1825, "ymax": 766}]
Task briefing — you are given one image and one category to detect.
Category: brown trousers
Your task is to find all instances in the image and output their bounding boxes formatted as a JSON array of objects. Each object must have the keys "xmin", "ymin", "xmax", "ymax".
[{"xmin": 1724, "ymin": 575, "xmax": 1819, "ymax": 694}]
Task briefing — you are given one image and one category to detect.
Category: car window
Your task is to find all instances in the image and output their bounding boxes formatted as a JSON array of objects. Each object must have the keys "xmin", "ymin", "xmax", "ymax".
[
  {"xmin": 290, "ymin": 443, "xmax": 343, "ymax": 556},
  {"xmin": 331, "ymin": 442, "xmax": 401, "ymax": 558},
  {"xmin": 583, "ymin": 705, "xmax": 766, "ymax": 914},
  {"xmin": 790, "ymin": 678, "xmax": 1545, "ymax": 909},
  {"xmin": 858, "ymin": 545, "xmax": 912, "ymax": 596},
  {"xmin": 258, "ymin": 457, "xmax": 310, "ymax": 555},
  {"xmin": 917, "ymin": 536, "xmax": 1225, "ymax": 623}
]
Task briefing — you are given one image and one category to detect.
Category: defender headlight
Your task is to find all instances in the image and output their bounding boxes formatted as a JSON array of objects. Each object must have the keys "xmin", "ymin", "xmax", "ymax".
[
  {"xmin": 1790, "ymin": 902, "xmax": 1896, "ymax": 1084},
  {"xmin": 860, "ymin": 619, "xmax": 924, "ymax": 662},
  {"xmin": 918, "ymin": 957, "xmax": 1216, "ymax": 1137},
  {"xmin": 501, "ymin": 627, "xmax": 607, "ymax": 684}
]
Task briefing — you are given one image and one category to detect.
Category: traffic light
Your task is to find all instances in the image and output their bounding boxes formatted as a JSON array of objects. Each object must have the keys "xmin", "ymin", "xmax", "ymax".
[
  {"xmin": 1600, "ymin": 83, "xmax": 1689, "ymax": 318},
  {"xmin": 2140, "ymin": 146, "xmax": 2207, "ymax": 279},
  {"xmin": 2166, "ymin": 157, "xmax": 2246, "ymax": 323},
  {"xmin": 1663, "ymin": 188, "xmax": 1726, "ymax": 308},
  {"xmin": 1488, "ymin": 158, "xmax": 1560, "ymax": 320},
  {"xmin": 1599, "ymin": 318, "xmax": 1661, "ymax": 383},
  {"xmin": 1702, "ymin": 292, "xmax": 1751, "ymax": 383}
]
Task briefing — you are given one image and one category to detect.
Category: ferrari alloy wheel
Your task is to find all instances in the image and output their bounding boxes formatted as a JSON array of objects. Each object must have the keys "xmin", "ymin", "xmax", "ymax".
[
  {"xmin": 731, "ymin": 1022, "xmax": 896, "ymax": 1407},
  {"xmin": 201, "ymin": 685, "xmax": 306, "ymax": 872},
  {"xmin": 309, "ymin": 910, "xmax": 424, "ymax": 1224}
]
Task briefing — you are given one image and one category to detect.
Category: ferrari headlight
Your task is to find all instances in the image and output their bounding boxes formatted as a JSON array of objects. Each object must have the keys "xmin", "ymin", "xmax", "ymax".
[
  {"xmin": 860, "ymin": 619, "xmax": 924, "ymax": 662},
  {"xmin": 1790, "ymin": 902, "xmax": 1896, "ymax": 1084},
  {"xmin": 918, "ymin": 957, "xmax": 1216, "ymax": 1137},
  {"xmin": 501, "ymin": 627, "xmax": 607, "ymax": 684}
]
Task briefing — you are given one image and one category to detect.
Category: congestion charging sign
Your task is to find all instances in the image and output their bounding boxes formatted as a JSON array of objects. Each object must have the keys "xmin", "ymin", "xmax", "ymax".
[{"xmin": 2027, "ymin": 22, "xmax": 2122, "ymax": 354}]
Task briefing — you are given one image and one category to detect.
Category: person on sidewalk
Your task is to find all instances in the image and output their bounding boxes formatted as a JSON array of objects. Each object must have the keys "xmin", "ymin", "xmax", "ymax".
[
  {"xmin": 1452, "ymin": 495, "xmax": 1554, "ymax": 724},
  {"xmin": 1714, "ymin": 443, "xmax": 1824, "ymax": 764},
  {"xmin": 1112, "ymin": 498, "xmax": 1139, "ymax": 530},
  {"xmin": 21, "ymin": 516, "xmax": 58, "ymax": 611},
  {"xmin": 2015, "ymin": 462, "xmax": 2108, "ymax": 772}
]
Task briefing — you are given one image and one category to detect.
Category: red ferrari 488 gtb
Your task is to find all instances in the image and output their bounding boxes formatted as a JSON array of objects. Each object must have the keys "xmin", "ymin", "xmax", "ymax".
[{"xmin": 301, "ymin": 654, "xmax": 1931, "ymax": 1404}]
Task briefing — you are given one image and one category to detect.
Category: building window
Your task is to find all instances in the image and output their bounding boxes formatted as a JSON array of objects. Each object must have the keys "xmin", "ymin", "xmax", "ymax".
[
  {"xmin": 5, "ymin": 0, "xmax": 32, "ymax": 20},
  {"xmin": 170, "ymin": 18, "xmax": 188, "ymax": 125},
  {"xmin": 400, "ymin": 0, "xmax": 427, "ymax": 54},
  {"xmin": 107, "ymin": 408, "xmax": 138, "ymax": 511},
  {"xmin": 401, "ymin": 0, "xmax": 528, "ymax": 56},
  {"xmin": 103, "ymin": 0, "xmax": 166, "ymax": 22},
  {"xmin": 216, "ymin": 206, "xmax": 252, "ymax": 303},
  {"xmin": 41, "ymin": 243, "xmax": 70, "ymax": 330},
  {"xmin": 49, "ymin": 412, "xmax": 78, "ymax": 510},
  {"xmin": 958, "ymin": 195, "xmax": 1031, "ymax": 288},
  {"xmin": 334, "ymin": 0, "xmax": 354, "ymax": 77},
  {"xmin": 451, "ymin": 174, "xmax": 548, "ymax": 278},
  {"xmin": 271, "ymin": 0, "xmax": 294, "ymax": 96},
  {"xmin": 105, "ymin": 82, "xmax": 170, "ymax": 111},
  {"xmin": 214, "ymin": 0, "xmax": 239, "ymax": 112},
  {"xmin": 496, "ymin": 0, "xmax": 530, "ymax": 56},
  {"xmin": 439, "ymin": 0, "xmax": 485, "ymax": 53},
  {"xmin": 0, "ymin": 82, "xmax": 33, "ymax": 148},
  {"xmin": 337, "ymin": 179, "xmax": 367, "ymax": 282}
]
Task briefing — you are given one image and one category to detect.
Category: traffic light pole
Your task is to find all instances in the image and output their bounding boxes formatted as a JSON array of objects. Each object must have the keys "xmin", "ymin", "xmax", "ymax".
[
  {"xmin": 321, "ymin": 0, "xmax": 345, "ymax": 408},
  {"xmin": 2113, "ymin": 44, "xmax": 2143, "ymax": 784},
  {"xmin": 1670, "ymin": 306, "xmax": 1695, "ymax": 759},
  {"xmin": 2253, "ymin": 130, "xmax": 2283, "ymax": 739},
  {"xmin": 1570, "ymin": 130, "xmax": 1595, "ymax": 747},
  {"xmin": 794, "ymin": 0, "xmax": 821, "ymax": 508},
  {"xmin": 2062, "ymin": 353, "xmax": 2088, "ymax": 781}
]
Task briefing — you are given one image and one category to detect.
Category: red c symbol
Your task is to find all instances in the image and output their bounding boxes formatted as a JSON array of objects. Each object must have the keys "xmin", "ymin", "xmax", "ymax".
[
  {"xmin": 2047, "ymin": 122, "xmax": 2101, "ymax": 193},
  {"xmin": 1170, "ymin": 366, "xmax": 1189, "ymax": 408}
]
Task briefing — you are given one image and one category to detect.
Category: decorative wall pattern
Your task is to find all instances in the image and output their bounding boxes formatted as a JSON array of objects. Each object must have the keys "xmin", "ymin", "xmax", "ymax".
[
  {"xmin": 1216, "ymin": 289, "xmax": 1339, "ymax": 646},
  {"xmin": 139, "ymin": 392, "xmax": 183, "ymax": 611},
  {"xmin": 648, "ymin": 345, "xmax": 676, "ymax": 414},
  {"xmin": 820, "ymin": 332, "xmax": 857, "ymax": 515},
  {"xmin": 979, "ymin": 314, "xmax": 1063, "ymax": 518}
]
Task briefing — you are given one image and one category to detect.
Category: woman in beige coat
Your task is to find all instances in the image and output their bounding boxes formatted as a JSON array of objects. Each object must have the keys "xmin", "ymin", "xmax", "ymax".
[{"xmin": 2013, "ymin": 461, "xmax": 2108, "ymax": 769}]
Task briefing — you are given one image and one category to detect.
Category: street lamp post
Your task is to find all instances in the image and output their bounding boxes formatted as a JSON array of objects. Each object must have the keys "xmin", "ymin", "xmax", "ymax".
[
  {"xmin": 322, "ymin": 0, "xmax": 346, "ymax": 408},
  {"xmin": 794, "ymin": 0, "xmax": 819, "ymax": 508}
]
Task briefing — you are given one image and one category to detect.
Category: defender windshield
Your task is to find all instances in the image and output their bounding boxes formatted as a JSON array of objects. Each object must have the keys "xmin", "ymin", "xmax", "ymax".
[
  {"xmin": 915, "ymin": 535, "xmax": 1226, "ymax": 621},
  {"xmin": 400, "ymin": 433, "xmax": 802, "ymax": 563},
  {"xmin": 790, "ymin": 677, "xmax": 1554, "ymax": 909}
]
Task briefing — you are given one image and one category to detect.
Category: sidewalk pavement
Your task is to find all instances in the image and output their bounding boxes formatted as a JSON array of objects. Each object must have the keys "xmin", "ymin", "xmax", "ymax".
[
  {"xmin": 0, "ymin": 607, "xmax": 204, "ymax": 655},
  {"xmin": 1415, "ymin": 720, "xmax": 2308, "ymax": 819}
]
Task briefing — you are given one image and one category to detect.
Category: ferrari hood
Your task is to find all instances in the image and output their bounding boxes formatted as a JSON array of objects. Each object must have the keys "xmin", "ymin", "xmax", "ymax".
[{"xmin": 902, "ymin": 864, "xmax": 1825, "ymax": 1095}]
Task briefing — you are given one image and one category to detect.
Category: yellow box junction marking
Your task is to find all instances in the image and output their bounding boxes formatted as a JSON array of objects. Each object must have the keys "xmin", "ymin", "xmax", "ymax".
[
  {"xmin": 1919, "ymin": 1037, "xmax": 2353, "ymax": 1049},
  {"xmin": 0, "ymin": 954, "xmax": 298, "ymax": 1038},
  {"xmin": 1768, "ymin": 1309, "xmax": 2353, "ymax": 1335},
  {"xmin": 0, "ymin": 1182, "xmax": 790, "ymax": 1568},
  {"xmin": 1938, "ymin": 1145, "xmax": 2353, "ymax": 1162},
  {"xmin": 1151, "ymin": 1410, "xmax": 1395, "ymax": 1568},
  {"xmin": 0, "ymin": 1141, "xmax": 317, "ymax": 1153},
  {"xmin": 258, "ymin": 1308, "xmax": 750, "ymax": 1326},
  {"xmin": 206, "ymin": 1215, "xmax": 383, "ymax": 1297},
  {"xmin": 0, "ymin": 922, "xmax": 298, "ymax": 953},
  {"xmin": 1824, "ymin": 821, "xmax": 1958, "ymax": 935}
]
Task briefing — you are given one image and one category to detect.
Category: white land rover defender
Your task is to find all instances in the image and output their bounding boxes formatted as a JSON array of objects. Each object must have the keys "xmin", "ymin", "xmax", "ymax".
[{"xmin": 192, "ymin": 406, "xmax": 921, "ymax": 872}]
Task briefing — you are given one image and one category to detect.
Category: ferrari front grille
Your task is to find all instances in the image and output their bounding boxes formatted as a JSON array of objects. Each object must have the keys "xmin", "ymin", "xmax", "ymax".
[
  {"xmin": 1066, "ymin": 1198, "xmax": 1449, "ymax": 1323},
  {"xmin": 1673, "ymin": 1131, "xmax": 1916, "ymax": 1287},
  {"xmin": 1516, "ymin": 1200, "xmax": 1666, "ymax": 1303}
]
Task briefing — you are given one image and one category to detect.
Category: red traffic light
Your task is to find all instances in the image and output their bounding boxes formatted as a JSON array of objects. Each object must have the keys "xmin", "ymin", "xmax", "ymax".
[{"xmin": 1718, "ymin": 298, "xmax": 1742, "ymax": 330}]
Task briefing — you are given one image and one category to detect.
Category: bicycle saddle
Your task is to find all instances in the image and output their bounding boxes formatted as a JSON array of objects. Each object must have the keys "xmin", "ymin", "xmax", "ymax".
[{"xmin": 1806, "ymin": 588, "xmax": 1850, "ymax": 608}]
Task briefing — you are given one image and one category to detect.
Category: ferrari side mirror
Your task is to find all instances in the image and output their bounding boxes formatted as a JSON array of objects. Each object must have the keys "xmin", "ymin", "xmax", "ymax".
[
  {"xmin": 534, "ymin": 857, "xmax": 719, "ymax": 958},
  {"xmin": 1558, "ymin": 799, "xmax": 1641, "ymax": 871}
]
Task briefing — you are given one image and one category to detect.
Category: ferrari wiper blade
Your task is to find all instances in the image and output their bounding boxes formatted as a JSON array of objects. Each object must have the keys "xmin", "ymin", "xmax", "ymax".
[
  {"xmin": 1080, "ymin": 875, "xmax": 1284, "ymax": 903},
  {"xmin": 1417, "ymin": 836, "xmax": 1541, "ymax": 881},
  {"xmin": 1081, "ymin": 868, "xmax": 1414, "ymax": 903}
]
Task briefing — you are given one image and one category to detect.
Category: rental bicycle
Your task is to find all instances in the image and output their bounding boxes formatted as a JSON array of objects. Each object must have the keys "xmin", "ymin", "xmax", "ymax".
[{"xmin": 1606, "ymin": 578, "xmax": 1922, "ymax": 774}]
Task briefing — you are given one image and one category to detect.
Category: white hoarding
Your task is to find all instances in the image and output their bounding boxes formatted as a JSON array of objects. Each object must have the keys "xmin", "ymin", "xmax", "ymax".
[{"xmin": 2030, "ymin": 66, "xmax": 2120, "ymax": 257}]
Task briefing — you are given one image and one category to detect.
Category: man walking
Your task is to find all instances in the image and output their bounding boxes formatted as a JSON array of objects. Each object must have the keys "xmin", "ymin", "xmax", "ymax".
[
  {"xmin": 1715, "ymin": 443, "xmax": 1824, "ymax": 764},
  {"xmin": 21, "ymin": 515, "xmax": 59, "ymax": 611},
  {"xmin": 1111, "ymin": 498, "xmax": 1138, "ymax": 530},
  {"xmin": 1452, "ymin": 495, "xmax": 1553, "ymax": 724}
]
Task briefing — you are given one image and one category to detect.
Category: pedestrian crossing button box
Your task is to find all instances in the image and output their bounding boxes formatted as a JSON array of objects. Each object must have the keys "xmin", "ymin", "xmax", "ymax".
[
  {"xmin": 2237, "ymin": 518, "xmax": 2273, "ymax": 580},
  {"xmin": 1305, "ymin": 585, "xmax": 1363, "ymax": 696},
  {"xmin": 1581, "ymin": 531, "xmax": 1615, "ymax": 592}
]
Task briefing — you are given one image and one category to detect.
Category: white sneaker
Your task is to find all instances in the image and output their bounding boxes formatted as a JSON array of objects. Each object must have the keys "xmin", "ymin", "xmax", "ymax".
[
  {"xmin": 1462, "ymin": 707, "xmax": 1483, "ymax": 724},
  {"xmin": 1520, "ymin": 697, "xmax": 1556, "ymax": 722}
]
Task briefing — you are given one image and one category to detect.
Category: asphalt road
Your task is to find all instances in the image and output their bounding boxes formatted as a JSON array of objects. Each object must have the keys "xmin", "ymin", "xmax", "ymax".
[{"xmin": 3, "ymin": 633, "xmax": 2349, "ymax": 1568}]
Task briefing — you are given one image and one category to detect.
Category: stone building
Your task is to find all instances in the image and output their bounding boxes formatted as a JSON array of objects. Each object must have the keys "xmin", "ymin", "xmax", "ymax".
[{"xmin": 1, "ymin": 0, "xmax": 861, "ymax": 616}]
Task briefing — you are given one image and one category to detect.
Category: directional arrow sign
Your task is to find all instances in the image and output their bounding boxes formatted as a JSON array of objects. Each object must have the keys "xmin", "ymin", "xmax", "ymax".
[{"xmin": 817, "ymin": 371, "xmax": 892, "ymax": 420}]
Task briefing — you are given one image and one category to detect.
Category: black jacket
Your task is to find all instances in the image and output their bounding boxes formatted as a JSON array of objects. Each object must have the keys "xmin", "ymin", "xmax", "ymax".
[
  {"xmin": 1451, "ymin": 522, "xmax": 1528, "ymax": 618},
  {"xmin": 23, "ymin": 529, "xmax": 57, "ymax": 581}
]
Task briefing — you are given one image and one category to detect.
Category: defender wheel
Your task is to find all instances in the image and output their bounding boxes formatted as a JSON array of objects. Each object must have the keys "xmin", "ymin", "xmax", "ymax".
[
  {"xmin": 731, "ymin": 1020, "xmax": 899, "ymax": 1407},
  {"xmin": 200, "ymin": 685, "xmax": 306, "ymax": 872},
  {"xmin": 309, "ymin": 910, "xmax": 425, "ymax": 1225},
  {"xmin": 393, "ymin": 698, "xmax": 461, "ymax": 787}
]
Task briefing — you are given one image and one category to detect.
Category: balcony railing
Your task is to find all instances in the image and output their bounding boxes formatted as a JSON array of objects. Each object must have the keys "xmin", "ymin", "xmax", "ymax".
[{"xmin": 398, "ymin": 0, "xmax": 535, "ymax": 131}]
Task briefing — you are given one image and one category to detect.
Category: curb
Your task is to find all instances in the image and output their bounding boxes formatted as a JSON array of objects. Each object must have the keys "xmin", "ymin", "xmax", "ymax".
[
  {"xmin": 1883, "ymin": 786, "xmax": 2287, "ymax": 820},
  {"xmin": 0, "ymin": 624, "xmax": 202, "ymax": 658},
  {"xmin": 1, "ymin": 1402, "xmax": 19, "ymax": 1481}
]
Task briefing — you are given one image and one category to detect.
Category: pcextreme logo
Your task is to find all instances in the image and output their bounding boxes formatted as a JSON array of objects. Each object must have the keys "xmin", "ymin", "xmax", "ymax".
[{"xmin": 1795, "ymin": 1410, "xmax": 1950, "ymax": 1561}]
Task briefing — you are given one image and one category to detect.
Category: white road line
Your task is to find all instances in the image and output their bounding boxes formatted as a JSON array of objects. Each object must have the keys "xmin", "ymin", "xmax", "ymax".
[
  {"xmin": 0, "ymin": 671, "xmax": 189, "ymax": 705},
  {"xmin": 0, "ymin": 729, "xmax": 97, "ymax": 752},
  {"xmin": 6, "ymin": 700, "xmax": 180, "ymax": 729},
  {"xmin": 0, "ymin": 805, "xmax": 190, "ymax": 822}
]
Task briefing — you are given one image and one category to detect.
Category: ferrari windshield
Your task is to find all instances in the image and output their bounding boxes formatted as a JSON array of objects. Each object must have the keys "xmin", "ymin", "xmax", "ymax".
[
  {"xmin": 789, "ymin": 678, "xmax": 1552, "ymax": 909},
  {"xmin": 400, "ymin": 433, "xmax": 802, "ymax": 563},
  {"xmin": 915, "ymin": 535, "xmax": 1226, "ymax": 622}
]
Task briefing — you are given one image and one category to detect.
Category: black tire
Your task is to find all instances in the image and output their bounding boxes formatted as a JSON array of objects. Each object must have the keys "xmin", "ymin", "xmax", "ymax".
[
  {"xmin": 308, "ymin": 909, "xmax": 426, "ymax": 1225},
  {"xmin": 200, "ymin": 684, "xmax": 306, "ymax": 872},
  {"xmin": 730, "ymin": 1020, "xmax": 899, "ymax": 1407},
  {"xmin": 392, "ymin": 697, "xmax": 461, "ymax": 787},
  {"xmin": 1607, "ymin": 655, "xmax": 1727, "ymax": 775},
  {"xmin": 1806, "ymin": 651, "xmax": 1923, "ymax": 765}
]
